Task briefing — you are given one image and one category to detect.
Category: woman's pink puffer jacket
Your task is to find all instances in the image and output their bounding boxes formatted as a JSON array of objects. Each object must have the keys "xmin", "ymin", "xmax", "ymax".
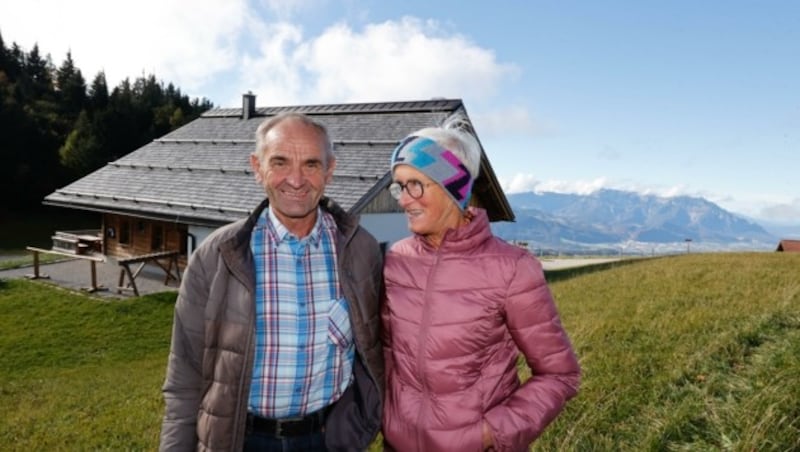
[{"xmin": 382, "ymin": 208, "xmax": 581, "ymax": 452}]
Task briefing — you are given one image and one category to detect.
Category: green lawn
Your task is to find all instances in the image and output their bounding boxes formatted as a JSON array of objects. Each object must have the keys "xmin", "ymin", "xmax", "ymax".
[
  {"xmin": 0, "ymin": 280, "xmax": 175, "ymax": 450},
  {"xmin": 1, "ymin": 252, "xmax": 799, "ymax": 450}
]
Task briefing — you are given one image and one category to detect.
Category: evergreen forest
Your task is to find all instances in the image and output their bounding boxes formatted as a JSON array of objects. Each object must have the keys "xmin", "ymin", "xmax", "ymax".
[{"xmin": 0, "ymin": 31, "xmax": 214, "ymax": 213}]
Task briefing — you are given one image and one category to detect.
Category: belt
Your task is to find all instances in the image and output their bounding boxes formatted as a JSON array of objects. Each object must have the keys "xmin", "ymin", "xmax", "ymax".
[{"xmin": 246, "ymin": 407, "xmax": 329, "ymax": 438}]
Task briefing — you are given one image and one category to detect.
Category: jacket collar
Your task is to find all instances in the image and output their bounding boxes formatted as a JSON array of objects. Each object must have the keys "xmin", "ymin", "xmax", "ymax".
[{"xmin": 414, "ymin": 207, "xmax": 493, "ymax": 253}]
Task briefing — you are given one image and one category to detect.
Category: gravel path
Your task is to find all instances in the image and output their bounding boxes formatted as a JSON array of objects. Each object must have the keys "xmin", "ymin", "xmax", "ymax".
[{"xmin": 0, "ymin": 257, "xmax": 180, "ymax": 299}]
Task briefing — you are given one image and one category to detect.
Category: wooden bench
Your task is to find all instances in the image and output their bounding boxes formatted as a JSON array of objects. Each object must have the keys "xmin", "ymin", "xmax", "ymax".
[
  {"xmin": 52, "ymin": 231, "xmax": 103, "ymax": 255},
  {"xmin": 25, "ymin": 246, "xmax": 107, "ymax": 293},
  {"xmin": 117, "ymin": 250, "xmax": 181, "ymax": 297}
]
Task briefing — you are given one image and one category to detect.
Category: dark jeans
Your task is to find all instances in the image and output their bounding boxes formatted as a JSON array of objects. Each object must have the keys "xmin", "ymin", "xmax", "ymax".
[{"xmin": 243, "ymin": 430, "xmax": 327, "ymax": 452}]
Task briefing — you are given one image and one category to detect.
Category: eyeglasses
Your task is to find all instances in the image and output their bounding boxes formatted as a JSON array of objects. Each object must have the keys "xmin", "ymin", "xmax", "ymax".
[{"xmin": 388, "ymin": 179, "xmax": 434, "ymax": 200}]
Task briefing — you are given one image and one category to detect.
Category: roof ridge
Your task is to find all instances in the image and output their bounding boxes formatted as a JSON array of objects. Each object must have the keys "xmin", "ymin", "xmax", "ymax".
[{"xmin": 202, "ymin": 98, "xmax": 462, "ymax": 118}]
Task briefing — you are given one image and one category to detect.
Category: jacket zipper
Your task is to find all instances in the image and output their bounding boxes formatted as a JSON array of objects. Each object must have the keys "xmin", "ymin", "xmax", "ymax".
[
  {"xmin": 231, "ymin": 288, "xmax": 256, "ymax": 450},
  {"xmin": 415, "ymin": 248, "xmax": 442, "ymax": 452}
]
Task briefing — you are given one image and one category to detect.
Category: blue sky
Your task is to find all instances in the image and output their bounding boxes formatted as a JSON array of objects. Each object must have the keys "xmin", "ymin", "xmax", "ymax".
[{"xmin": 2, "ymin": 0, "xmax": 798, "ymax": 224}]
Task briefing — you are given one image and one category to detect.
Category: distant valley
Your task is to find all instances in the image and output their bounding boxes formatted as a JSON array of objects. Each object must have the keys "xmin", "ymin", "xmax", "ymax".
[{"xmin": 491, "ymin": 189, "xmax": 784, "ymax": 255}]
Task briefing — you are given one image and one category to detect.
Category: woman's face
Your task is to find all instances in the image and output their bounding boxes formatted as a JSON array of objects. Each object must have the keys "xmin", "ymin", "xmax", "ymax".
[{"xmin": 392, "ymin": 165, "xmax": 463, "ymax": 246}]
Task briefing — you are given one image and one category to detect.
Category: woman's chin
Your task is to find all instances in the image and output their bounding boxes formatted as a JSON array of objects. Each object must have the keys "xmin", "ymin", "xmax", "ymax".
[{"xmin": 406, "ymin": 216, "xmax": 426, "ymax": 233}]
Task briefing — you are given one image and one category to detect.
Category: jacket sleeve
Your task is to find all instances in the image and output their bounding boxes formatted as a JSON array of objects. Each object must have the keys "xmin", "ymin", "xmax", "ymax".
[
  {"xmin": 159, "ymin": 250, "xmax": 211, "ymax": 451},
  {"xmin": 483, "ymin": 253, "xmax": 581, "ymax": 452}
]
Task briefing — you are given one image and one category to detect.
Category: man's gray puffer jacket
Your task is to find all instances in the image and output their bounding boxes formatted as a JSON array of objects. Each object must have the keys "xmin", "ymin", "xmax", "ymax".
[{"xmin": 159, "ymin": 197, "xmax": 384, "ymax": 451}]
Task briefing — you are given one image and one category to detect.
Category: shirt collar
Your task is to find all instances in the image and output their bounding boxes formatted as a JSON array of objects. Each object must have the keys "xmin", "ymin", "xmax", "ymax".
[{"xmin": 263, "ymin": 205, "xmax": 323, "ymax": 246}]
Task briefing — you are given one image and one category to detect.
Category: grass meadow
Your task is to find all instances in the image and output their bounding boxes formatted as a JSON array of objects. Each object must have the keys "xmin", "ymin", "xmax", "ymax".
[{"xmin": 1, "ymin": 252, "xmax": 799, "ymax": 451}]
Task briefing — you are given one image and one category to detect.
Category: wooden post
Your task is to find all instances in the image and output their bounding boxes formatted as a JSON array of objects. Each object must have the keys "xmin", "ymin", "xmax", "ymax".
[
  {"xmin": 118, "ymin": 268, "xmax": 126, "ymax": 294},
  {"xmin": 117, "ymin": 264, "xmax": 140, "ymax": 297},
  {"xmin": 32, "ymin": 250, "xmax": 40, "ymax": 278},
  {"xmin": 25, "ymin": 249, "xmax": 50, "ymax": 280},
  {"xmin": 90, "ymin": 261, "xmax": 98, "ymax": 291}
]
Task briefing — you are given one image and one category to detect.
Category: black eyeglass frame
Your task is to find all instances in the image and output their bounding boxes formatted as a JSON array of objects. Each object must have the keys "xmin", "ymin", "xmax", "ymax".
[{"xmin": 388, "ymin": 179, "xmax": 434, "ymax": 200}]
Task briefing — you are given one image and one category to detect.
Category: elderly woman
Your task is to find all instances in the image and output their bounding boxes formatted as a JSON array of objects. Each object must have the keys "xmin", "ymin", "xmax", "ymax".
[{"xmin": 381, "ymin": 117, "xmax": 581, "ymax": 452}]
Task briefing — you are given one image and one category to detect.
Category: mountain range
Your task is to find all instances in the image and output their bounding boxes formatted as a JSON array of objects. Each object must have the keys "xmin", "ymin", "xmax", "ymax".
[{"xmin": 490, "ymin": 189, "xmax": 779, "ymax": 253}]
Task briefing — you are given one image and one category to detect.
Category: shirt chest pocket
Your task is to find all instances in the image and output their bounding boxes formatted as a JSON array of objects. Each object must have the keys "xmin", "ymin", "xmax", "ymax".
[{"xmin": 327, "ymin": 297, "xmax": 353, "ymax": 349}]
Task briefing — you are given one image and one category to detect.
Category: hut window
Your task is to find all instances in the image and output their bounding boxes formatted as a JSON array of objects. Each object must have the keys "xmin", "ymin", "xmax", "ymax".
[
  {"xmin": 151, "ymin": 225, "xmax": 164, "ymax": 251},
  {"xmin": 119, "ymin": 220, "xmax": 131, "ymax": 245}
]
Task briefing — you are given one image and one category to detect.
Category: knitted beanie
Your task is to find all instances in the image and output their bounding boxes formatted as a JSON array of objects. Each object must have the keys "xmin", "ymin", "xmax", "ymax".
[{"xmin": 390, "ymin": 135, "xmax": 475, "ymax": 210}]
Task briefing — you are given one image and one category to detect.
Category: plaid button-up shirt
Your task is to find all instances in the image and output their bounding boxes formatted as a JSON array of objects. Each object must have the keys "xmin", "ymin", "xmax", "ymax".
[{"xmin": 248, "ymin": 207, "xmax": 354, "ymax": 419}]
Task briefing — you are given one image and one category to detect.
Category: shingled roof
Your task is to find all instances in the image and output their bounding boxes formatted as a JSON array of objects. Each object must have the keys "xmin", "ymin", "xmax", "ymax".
[{"xmin": 44, "ymin": 98, "xmax": 513, "ymax": 227}]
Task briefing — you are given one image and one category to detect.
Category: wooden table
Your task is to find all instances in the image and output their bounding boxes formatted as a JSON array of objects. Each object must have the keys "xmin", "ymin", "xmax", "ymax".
[{"xmin": 117, "ymin": 250, "xmax": 181, "ymax": 297}]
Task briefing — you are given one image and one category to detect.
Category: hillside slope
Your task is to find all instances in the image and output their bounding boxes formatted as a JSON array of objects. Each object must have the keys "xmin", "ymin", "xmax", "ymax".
[{"xmin": 536, "ymin": 252, "xmax": 800, "ymax": 450}]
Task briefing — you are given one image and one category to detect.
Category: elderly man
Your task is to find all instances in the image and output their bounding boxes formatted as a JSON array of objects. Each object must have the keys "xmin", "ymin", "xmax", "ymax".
[{"xmin": 160, "ymin": 112, "xmax": 384, "ymax": 451}]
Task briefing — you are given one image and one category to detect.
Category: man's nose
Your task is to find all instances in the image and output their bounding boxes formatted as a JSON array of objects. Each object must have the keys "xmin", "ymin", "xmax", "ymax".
[{"xmin": 285, "ymin": 164, "xmax": 305, "ymax": 186}]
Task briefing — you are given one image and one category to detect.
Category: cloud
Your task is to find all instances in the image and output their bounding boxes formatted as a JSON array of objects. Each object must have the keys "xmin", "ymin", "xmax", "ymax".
[
  {"xmin": 501, "ymin": 174, "xmax": 540, "ymax": 193},
  {"xmin": 500, "ymin": 173, "xmax": 708, "ymax": 199},
  {"xmin": 239, "ymin": 22, "xmax": 307, "ymax": 105},
  {"xmin": 534, "ymin": 178, "xmax": 614, "ymax": 195},
  {"xmin": 0, "ymin": 0, "xmax": 248, "ymax": 96},
  {"xmin": 500, "ymin": 174, "xmax": 613, "ymax": 195},
  {"xmin": 308, "ymin": 17, "xmax": 518, "ymax": 102},
  {"xmin": 759, "ymin": 198, "xmax": 800, "ymax": 222},
  {"xmin": 702, "ymin": 192, "xmax": 800, "ymax": 223},
  {"xmin": 1, "ymin": 4, "xmax": 520, "ymax": 109},
  {"xmin": 260, "ymin": 0, "xmax": 324, "ymax": 18},
  {"xmin": 242, "ymin": 16, "xmax": 520, "ymax": 104}
]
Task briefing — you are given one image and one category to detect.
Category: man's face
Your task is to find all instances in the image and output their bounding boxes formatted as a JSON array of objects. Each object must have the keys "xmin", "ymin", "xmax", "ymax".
[{"xmin": 250, "ymin": 118, "xmax": 335, "ymax": 235}]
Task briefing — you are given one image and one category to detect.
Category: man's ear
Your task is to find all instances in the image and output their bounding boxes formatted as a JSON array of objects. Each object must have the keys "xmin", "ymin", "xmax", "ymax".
[
  {"xmin": 250, "ymin": 154, "xmax": 262, "ymax": 182},
  {"xmin": 325, "ymin": 157, "xmax": 336, "ymax": 184}
]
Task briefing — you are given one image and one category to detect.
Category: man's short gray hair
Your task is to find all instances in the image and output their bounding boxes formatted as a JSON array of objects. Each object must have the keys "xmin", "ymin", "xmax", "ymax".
[{"xmin": 252, "ymin": 112, "xmax": 335, "ymax": 166}]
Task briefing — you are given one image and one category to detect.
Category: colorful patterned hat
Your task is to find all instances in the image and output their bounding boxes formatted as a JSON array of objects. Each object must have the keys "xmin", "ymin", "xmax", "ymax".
[{"xmin": 390, "ymin": 136, "xmax": 475, "ymax": 210}]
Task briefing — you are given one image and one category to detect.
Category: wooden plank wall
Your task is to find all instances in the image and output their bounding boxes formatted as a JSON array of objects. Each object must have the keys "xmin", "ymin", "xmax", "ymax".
[{"xmin": 102, "ymin": 214, "xmax": 188, "ymax": 266}]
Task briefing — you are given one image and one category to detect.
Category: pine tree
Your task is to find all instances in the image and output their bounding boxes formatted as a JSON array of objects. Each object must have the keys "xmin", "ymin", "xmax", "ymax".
[
  {"xmin": 56, "ymin": 51, "xmax": 87, "ymax": 119},
  {"xmin": 88, "ymin": 71, "xmax": 109, "ymax": 110}
]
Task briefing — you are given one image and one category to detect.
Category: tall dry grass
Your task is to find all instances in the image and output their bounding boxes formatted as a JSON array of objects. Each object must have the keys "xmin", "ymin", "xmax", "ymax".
[
  {"xmin": 535, "ymin": 252, "xmax": 800, "ymax": 451},
  {"xmin": 1, "ymin": 252, "xmax": 798, "ymax": 450}
]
